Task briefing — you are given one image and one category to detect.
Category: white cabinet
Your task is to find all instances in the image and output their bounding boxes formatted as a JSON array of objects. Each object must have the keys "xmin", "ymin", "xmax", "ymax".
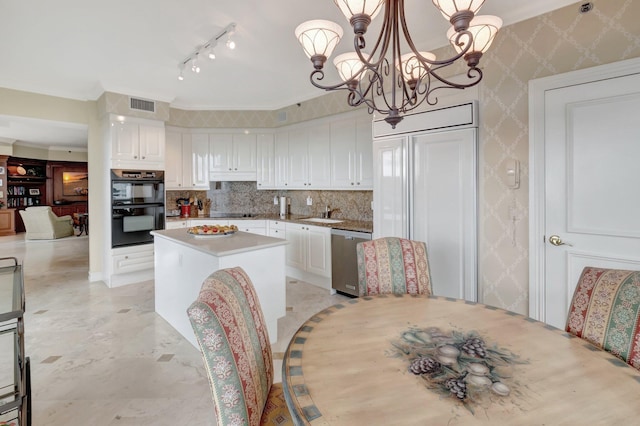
[
  {"xmin": 164, "ymin": 130, "xmax": 183, "ymax": 189},
  {"xmin": 275, "ymin": 132, "xmax": 290, "ymax": 188},
  {"xmin": 165, "ymin": 130, "xmax": 209, "ymax": 190},
  {"xmin": 372, "ymin": 136, "xmax": 409, "ymax": 239},
  {"xmin": 331, "ymin": 115, "xmax": 373, "ymax": 189},
  {"xmin": 285, "ymin": 223, "xmax": 331, "ymax": 278},
  {"xmin": 234, "ymin": 219, "xmax": 267, "ymax": 236},
  {"xmin": 209, "ymin": 134, "xmax": 257, "ymax": 181},
  {"xmin": 109, "ymin": 244, "xmax": 155, "ymax": 287},
  {"xmin": 287, "ymin": 125, "xmax": 331, "ymax": 189},
  {"xmin": 165, "ymin": 220, "xmax": 188, "ymax": 229},
  {"xmin": 275, "ymin": 124, "xmax": 331, "ymax": 190},
  {"xmin": 110, "ymin": 117, "xmax": 165, "ymax": 169},
  {"xmin": 189, "ymin": 134, "xmax": 210, "ymax": 189},
  {"xmin": 256, "ymin": 134, "xmax": 275, "ymax": 189},
  {"xmin": 268, "ymin": 220, "xmax": 286, "ymax": 239}
]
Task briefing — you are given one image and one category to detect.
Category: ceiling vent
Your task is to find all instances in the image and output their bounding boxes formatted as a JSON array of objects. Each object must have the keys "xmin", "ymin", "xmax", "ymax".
[{"xmin": 130, "ymin": 97, "xmax": 155, "ymax": 113}]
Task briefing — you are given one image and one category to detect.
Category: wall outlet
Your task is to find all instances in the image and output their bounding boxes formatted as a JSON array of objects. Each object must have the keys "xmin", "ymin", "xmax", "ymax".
[
  {"xmin": 306, "ymin": 196, "xmax": 313, "ymax": 206},
  {"xmin": 273, "ymin": 196, "xmax": 278, "ymax": 205}
]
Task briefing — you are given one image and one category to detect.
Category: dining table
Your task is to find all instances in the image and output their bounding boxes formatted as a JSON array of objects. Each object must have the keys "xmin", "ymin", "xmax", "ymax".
[{"xmin": 282, "ymin": 294, "xmax": 640, "ymax": 425}]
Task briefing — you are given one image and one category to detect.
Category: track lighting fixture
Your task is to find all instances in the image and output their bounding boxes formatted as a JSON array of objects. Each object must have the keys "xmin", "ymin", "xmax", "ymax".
[{"xmin": 177, "ymin": 22, "xmax": 236, "ymax": 81}]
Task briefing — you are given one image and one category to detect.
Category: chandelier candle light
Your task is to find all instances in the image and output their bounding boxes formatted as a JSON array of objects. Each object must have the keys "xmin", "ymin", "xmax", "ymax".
[{"xmin": 295, "ymin": 0, "xmax": 502, "ymax": 128}]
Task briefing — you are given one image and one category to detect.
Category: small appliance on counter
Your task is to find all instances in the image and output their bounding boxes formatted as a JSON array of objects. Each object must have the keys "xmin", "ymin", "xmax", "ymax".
[
  {"xmin": 279, "ymin": 196, "xmax": 290, "ymax": 217},
  {"xmin": 176, "ymin": 198, "xmax": 190, "ymax": 218}
]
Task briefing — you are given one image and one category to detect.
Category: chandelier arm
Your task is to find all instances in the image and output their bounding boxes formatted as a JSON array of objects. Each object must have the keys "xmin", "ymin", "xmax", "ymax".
[
  {"xmin": 399, "ymin": 8, "xmax": 474, "ymax": 68},
  {"xmin": 309, "ymin": 69, "xmax": 359, "ymax": 91},
  {"xmin": 427, "ymin": 65, "xmax": 483, "ymax": 90}
]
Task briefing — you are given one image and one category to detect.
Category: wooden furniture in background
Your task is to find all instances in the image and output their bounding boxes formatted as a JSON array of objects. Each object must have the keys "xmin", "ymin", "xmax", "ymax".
[
  {"xmin": 0, "ymin": 209, "xmax": 16, "ymax": 236},
  {"xmin": 6, "ymin": 158, "xmax": 47, "ymax": 233},
  {"xmin": 283, "ymin": 295, "xmax": 640, "ymax": 425}
]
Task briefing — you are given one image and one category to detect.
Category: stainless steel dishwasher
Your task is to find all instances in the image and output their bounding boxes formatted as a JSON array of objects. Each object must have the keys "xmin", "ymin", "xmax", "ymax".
[{"xmin": 331, "ymin": 229, "xmax": 372, "ymax": 296}]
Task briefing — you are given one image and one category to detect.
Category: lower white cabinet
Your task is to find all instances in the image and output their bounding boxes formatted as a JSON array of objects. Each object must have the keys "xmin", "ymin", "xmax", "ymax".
[
  {"xmin": 165, "ymin": 220, "xmax": 188, "ymax": 229},
  {"xmin": 108, "ymin": 244, "xmax": 155, "ymax": 287},
  {"xmin": 234, "ymin": 220, "xmax": 267, "ymax": 236},
  {"xmin": 285, "ymin": 223, "xmax": 331, "ymax": 279},
  {"xmin": 268, "ymin": 220, "xmax": 286, "ymax": 239}
]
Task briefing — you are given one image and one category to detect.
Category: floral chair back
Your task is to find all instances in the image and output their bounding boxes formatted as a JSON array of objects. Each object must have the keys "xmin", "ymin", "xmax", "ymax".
[
  {"xmin": 356, "ymin": 237, "xmax": 432, "ymax": 297},
  {"xmin": 566, "ymin": 267, "xmax": 640, "ymax": 370},
  {"xmin": 187, "ymin": 267, "xmax": 292, "ymax": 425}
]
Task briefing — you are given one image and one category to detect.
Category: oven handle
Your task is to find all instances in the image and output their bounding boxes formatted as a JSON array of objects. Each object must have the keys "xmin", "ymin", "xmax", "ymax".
[{"xmin": 112, "ymin": 203, "xmax": 164, "ymax": 209}]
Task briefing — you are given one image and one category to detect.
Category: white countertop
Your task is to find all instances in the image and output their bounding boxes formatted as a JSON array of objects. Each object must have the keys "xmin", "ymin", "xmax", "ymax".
[{"xmin": 151, "ymin": 228, "xmax": 287, "ymax": 257}]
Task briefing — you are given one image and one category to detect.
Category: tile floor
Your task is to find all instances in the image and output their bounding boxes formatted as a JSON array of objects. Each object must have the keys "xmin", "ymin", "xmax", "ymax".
[{"xmin": 0, "ymin": 233, "xmax": 348, "ymax": 425}]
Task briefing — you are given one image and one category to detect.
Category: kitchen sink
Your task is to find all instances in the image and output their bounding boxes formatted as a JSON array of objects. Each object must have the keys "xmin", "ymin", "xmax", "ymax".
[{"xmin": 301, "ymin": 218, "xmax": 344, "ymax": 224}]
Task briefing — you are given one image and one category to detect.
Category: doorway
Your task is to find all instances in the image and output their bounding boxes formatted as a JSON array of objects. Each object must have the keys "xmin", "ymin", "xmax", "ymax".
[{"xmin": 529, "ymin": 58, "xmax": 640, "ymax": 328}]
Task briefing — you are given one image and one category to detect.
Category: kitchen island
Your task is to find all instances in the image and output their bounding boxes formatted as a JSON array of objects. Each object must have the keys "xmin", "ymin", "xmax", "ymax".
[{"xmin": 151, "ymin": 228, "xmax": 287, "ymax": 347}]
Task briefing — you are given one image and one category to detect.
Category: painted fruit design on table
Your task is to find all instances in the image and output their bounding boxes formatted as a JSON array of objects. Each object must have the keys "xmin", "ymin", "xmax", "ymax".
[{"xmin": 390, "ymin": 327, "xmax": 527, "ymax": 414}]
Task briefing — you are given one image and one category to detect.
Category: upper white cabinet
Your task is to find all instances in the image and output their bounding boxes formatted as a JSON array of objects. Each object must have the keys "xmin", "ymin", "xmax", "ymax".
[
  {"xmin": 256, "ymin": 134, "xmax": 275, "ymax": 189},
  {"xmin": 274, "ymin": 131, "xmax": 290, "ymax": 188},
  {"xmin": 209, "ymin": 134, "xmax": 257, "ymax": 181},
  {"xmin": 330, "ymin": 115, "xmax": 373, "ymax": 189},
  {"xmin": 189, "ymin": 134, "xmax": 210, "ymax": 189},
  {"xmin": 164, "ymin": 130, "xmax": 209, "ymax": 190},
  {"xmin": 283, "ymin": 124, "xmax": 331, "ymax": 189},
  {"xmin": 110, "ymin": 117, "xmax": 165, "ymax": 170},
  {"xmin": 164, "ymin": 130, "xmax": 183, "ymax": 188}
]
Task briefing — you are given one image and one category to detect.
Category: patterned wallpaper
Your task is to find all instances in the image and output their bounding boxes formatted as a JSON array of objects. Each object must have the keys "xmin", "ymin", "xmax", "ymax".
[
  {"xmin": 105, "ymin": 0, "xmax": 639, "ymax": 314},
  {"xmin": 476, "ymin": 0, "xmax": 640, "ymax": 313}
]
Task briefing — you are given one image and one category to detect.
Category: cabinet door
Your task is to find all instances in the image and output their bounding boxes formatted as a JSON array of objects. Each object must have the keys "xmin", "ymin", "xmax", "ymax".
[
  {"xmin": 306, "ymin": 225, "xmax": 331, "ymax": 277},
  {"xmin": 257, "ymin": 134, "xmax": 275, "ymax": 189},
  {"xmin": 209, "ymin": 134, "xmax": 233, "ymax": 172},
  {"xmin": 288, "ymin": 129, "xmax": 309, "ymax": 188},
  {"xmin": 111, "ymin": 121, "xmax": 139, "ymax": 161},
  {"xmin": 233, "ymin": 134, "xmax": 257, "ymax": 173},
  {"xmin": 331, "ymin": 118, "xmax": 357, "ymax": 188},
  {"xmin": 190, "ymin": 134, "xmax": 210, "ymax": 189},
  {"xmin": 285, "ymin": 223, "xmax": 306, "ymax": 270},
  {"xmin": 139, "ymin": 124, "xmax": 165, "ymax": 163},
  {"xmin": 275, "ymin": 132, "xmax": 290, "ymax": 188},
  {"xmin": 307, "ymin": 124, "xmax": 331, "ymax": 188},
  {"xmin": 373, "ymin": 137, "xmax": 408, "ymax": 239},
  {"xmin": 164, "ymin": 131, "xmax": 183, "ymax": 189},
  {"xmin": 355, "ymin": 115, "xmax": 373, "ymax": 189}
]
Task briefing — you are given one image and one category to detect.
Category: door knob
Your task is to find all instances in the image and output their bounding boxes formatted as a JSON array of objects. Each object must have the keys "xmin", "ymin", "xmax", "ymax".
[{"xmin": 549, "ymin": 235, "xmax": 573, "ymax": 247}]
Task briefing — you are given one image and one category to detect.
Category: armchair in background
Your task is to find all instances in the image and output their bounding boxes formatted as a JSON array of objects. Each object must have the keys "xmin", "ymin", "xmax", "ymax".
[{"xmin": 19, "ymin": 206, "xmax": 74, "ymax": 240}]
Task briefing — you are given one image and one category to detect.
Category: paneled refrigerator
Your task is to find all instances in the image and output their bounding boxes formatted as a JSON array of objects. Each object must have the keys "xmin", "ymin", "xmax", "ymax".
[{"xmin": 372, "ymin": 103, "xmax": 478, "ymax": 301}]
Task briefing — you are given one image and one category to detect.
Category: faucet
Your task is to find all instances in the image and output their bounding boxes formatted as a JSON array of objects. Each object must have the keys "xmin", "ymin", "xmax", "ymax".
[{"xmin": 321, "ymin": 205, "xmax": 331, "ymax": 218}]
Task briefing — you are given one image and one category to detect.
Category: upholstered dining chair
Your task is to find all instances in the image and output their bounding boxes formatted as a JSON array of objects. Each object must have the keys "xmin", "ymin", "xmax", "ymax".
[
  {"xmin": 356, "ymin": 237, "xmax": 432, "ymax": 296},
  {"xmin": 566, "ymin": 267, "xmax": 640, "ymax": 371},
  {"xmin": 187, "ymin": 267, "xmax": 293, "ymax": 426}
]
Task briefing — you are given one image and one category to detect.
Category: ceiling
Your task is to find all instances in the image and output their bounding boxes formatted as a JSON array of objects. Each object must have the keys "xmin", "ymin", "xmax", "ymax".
[{"xmin": 0, "ymin": 0, "xmax": 578, "ymax": 147}]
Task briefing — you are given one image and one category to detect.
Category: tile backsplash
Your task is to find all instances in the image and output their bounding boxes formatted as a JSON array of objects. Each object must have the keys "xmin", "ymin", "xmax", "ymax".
[{"xmin": 166, "ymin": 181, "xmax": 373, "ymax": 221}]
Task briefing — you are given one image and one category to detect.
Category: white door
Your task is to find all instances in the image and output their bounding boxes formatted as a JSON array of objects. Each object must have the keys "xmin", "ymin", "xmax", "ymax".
[
  {"xmin": 412, "ymin": 128, "xmax": 477, "ymax": 301},
  {"xmin": 233, "ymin": 134, "xmax": 257, "ymax": 173},
  {"xmin": 190, "ymin": 134, "xmax": 210, "ymax": 188},
  {"xmin": 372, "ymin": 137, "xmax": 408, "ymax": 239},
  {"xmin": 541, "ymin": 71, "xmax": 640, "ymax": 329}
]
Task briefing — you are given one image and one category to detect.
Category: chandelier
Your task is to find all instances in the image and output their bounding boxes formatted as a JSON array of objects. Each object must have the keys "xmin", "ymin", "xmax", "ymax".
[{"xmin": 295, "ymin": 0, "xmax": 502, "ymax": 128}]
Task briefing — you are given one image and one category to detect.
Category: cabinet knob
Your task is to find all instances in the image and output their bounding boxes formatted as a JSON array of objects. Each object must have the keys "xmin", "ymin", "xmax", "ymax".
[
  {"xmin": 134, "ymin": 156, "xmax": 138, "ymax": 159},
  {"xmin": 357, "ymin": 182, "xmax": 360, "ymax": 185},
  {"xmin": 142, "ymin": 156, "xmax": 146, "ymax": 159},
  {"xmin": 234, "ymin": 168, "xmax": 237, "ymax": 171},
  {"xmin": 351, "ymin": 182, "xmax": 354, "ymax": 185},
  {"xmin": 228, "ymin": 168, "xmax": 232, "ymax": 171}
]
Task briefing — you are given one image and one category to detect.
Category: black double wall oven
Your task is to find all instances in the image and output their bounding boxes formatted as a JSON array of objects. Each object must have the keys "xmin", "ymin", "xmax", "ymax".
[{"xmin": 111, "ymin": 169, "xmax": 164, "ymax": 248}]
